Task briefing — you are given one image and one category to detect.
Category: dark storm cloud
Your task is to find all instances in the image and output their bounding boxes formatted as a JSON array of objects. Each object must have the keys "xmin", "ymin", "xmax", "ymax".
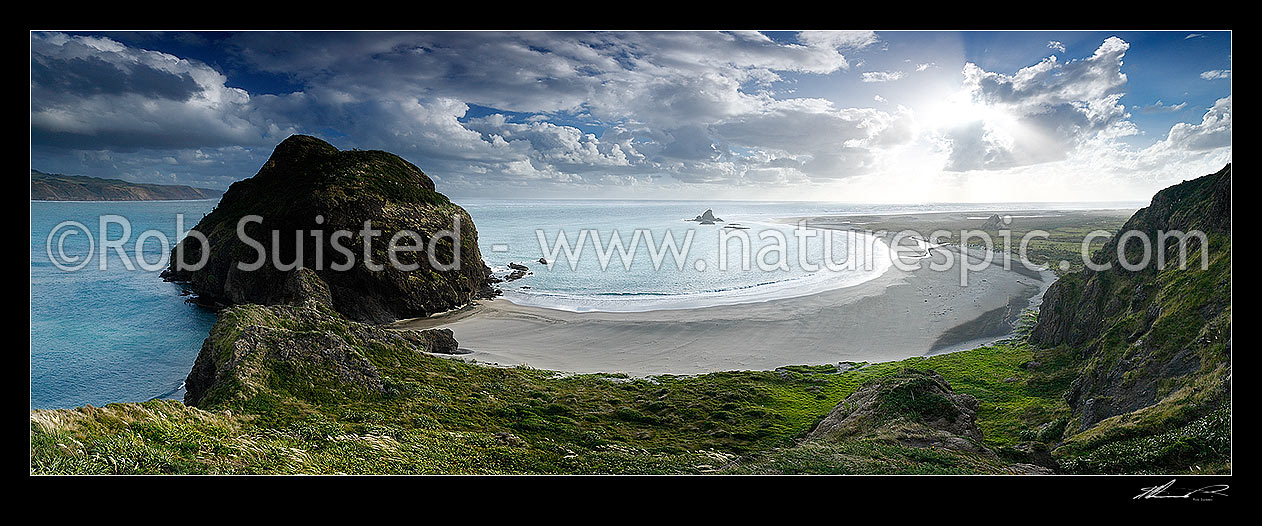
[
  {"xmin": 30, "ymin": 32, "xmax": 285, "ymax": 153},
  {"xmin": 31, "ymin": 55, "xmax": 201, "ymax": 103}
]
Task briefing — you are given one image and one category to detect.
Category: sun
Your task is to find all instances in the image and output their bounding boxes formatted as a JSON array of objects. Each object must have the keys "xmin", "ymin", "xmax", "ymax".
[{"xmin": 922, "ymin": 90, "xmax": 1003, "ymax": 131}]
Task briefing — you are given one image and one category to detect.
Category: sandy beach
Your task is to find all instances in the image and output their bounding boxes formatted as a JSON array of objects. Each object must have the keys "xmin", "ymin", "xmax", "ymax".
[{"xmin": 390, "ymin": 210, "xmax": 1096, "ymax": 376}]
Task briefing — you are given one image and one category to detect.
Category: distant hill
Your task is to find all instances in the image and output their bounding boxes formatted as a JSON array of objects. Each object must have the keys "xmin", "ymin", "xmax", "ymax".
[{"xmin": 30, "ymin": 170, "xmax": 224, "ymax": 201}]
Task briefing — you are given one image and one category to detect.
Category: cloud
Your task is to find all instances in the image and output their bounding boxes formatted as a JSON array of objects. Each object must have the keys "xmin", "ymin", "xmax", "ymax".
[
  {"xmin": 1155, "ymin": 96, "xmax": 1231, "ymax": 152},
  {"xmin": 32, "ymin": 54, "xmax": 201, "ymax": 101},
  {"xmin": 238, "ymin": 31, "xmax": 911, "ymax": 186},
  {"xmin": 1185, "ymin": 33, "xmax": 1205, "ymax": 39},
  {"xmin": 1050, "ymin": 97, "xmax": 1231, "ymax": 186},
  {"xmin": 1050, "ymin": 96, "xmax": 1233, "ymax": 188},
  {"xmin": 941, "ymin": 37, "xmax": 1133, "ymax": 171},
  {"xmin": 33, "ymin": 31, "xmax": 885, "ymax": 190},
  {"xmin": 228, "ymin": 31, "xmax": 858, "ymax": 116},
  {"xmin": 714, "ymin": 98, "xmax": 907, "ymax": 152},
  {"xmin": 28, "ymin": 32, "xmax": 1231, "ymax": 201},
  {"xmin": 1139, "ymin": 100, "xmax": 1188, "ymax": 113},
  {"xmin": 1047, "ymin": 40, "xmax": 1066, "ymax": 53},
  {"xmin": 464, "ymin": 114, "xmax": 635, "ymax": 169},
  {"xmin": 796, "ymin": 30, "xmax": 880, "ymax": 51},
  {"xmin": 216, "ymin": 30, "xmax": 883, "ymax": 187},
  {"xmin": 1200, "ymin": 69, "xmax": 1231, "ymax": 80},
  {"xmin": 30, "ymin": 32, "xmax": 285, "ymax": 150},
  {"xmin": 861, "ymin": 71, "xmax": 904, "ymax": 83}
]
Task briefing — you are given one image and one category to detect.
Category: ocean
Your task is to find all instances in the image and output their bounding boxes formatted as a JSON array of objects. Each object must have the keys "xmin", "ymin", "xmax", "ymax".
[
  {"xmin": 31, "ymin": 200, "xmax": 218, "ymax": 410},
  {"xmin": 31, "ymin": 198, "xmax": 1139, "ymax": 409},
  {"xmin": 462, "ymin": 199, "xmax": 894, "ymax": 312}
]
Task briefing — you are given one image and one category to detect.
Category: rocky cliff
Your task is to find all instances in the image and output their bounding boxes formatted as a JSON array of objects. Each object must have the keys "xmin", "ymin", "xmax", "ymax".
[
  {"xmin": 1031, "ymin": 164, "xmax": 1231, "ymax": 433},
  {"xmin": 163, "ymin": 135, "xmax": 492, "ymax": 324}
]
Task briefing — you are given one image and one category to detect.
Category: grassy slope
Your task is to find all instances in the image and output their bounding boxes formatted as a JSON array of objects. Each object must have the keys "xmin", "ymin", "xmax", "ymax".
[
  {"xmin": 32, "ymin": 323, "xmax": 1066, "ymax": 475},
  {"xmin": 30, "ymin": 309, "xmax": 1227, "ymax": 475}
]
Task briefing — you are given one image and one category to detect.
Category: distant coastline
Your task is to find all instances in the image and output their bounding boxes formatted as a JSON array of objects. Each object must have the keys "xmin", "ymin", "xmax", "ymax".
[
  {"xmin": 30, "ymin": 170, "xmax": 224, "ymax": 201},
  {"xmin": 31, "ymin": 198, "xmax": 220, "ymax": 203}
]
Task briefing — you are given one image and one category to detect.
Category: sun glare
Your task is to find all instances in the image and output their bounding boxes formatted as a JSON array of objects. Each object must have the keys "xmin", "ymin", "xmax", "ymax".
[{"xmin": 923, "ymin": 90, "xmax": 1002, "ymax": 131}]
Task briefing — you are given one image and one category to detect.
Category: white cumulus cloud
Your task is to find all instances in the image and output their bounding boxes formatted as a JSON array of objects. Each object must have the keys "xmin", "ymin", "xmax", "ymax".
[{"xmin": 861, "ymin": 71, "xmax": 904, "ymax": 83}]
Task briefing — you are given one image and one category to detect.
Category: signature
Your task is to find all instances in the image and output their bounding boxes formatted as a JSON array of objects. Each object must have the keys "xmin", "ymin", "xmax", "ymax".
[{"xmin": 1135, "ymin": 479, "xmax": 1229, "ymax": 500}]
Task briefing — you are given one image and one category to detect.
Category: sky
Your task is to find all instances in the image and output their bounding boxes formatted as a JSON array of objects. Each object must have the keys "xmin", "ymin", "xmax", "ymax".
[{"xmin": 30, "ymin": 30, "xmax": 1231, "ymax": 202}]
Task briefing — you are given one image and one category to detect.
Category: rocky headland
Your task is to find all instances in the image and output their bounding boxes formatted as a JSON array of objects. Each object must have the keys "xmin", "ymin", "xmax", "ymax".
[
  {"xmin": 161, "ymin": 135, "xmax": 495, "ymax": 324},
  {"xmin": 1032, "ymin": 164, "xmax": 1231, "ymax": 437}
]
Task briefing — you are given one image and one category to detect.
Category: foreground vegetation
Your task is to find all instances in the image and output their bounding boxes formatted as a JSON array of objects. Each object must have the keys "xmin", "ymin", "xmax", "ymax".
[
  {"xmin": 37, "ymin": 319, "xmax": 1226, "ymax": 475},
  {"xmin": 24, "ymin": 338, "xmax": 1014, "ymax": 474}
]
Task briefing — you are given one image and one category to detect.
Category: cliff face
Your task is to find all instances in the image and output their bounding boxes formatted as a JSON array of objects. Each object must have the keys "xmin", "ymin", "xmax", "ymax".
[
  {"xmin": 31, "ymin": 170, "xmax": 223, "ymax": 201},
  {"xmin": 163, "ymin": 135, "xmax": 491, "ymax": 324},
  {"xmin": 1031, "ymin": 164, "xmax": 1231, "ymax": 433}
]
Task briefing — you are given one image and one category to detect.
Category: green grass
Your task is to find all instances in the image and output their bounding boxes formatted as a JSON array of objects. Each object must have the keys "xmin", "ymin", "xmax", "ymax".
[
  {"xmin": 1056, "ymin": 405, "xmax": 1230, "ymax": 475},
  {"xmin": 30, "ymin": 278, "xmax": 1227, "ymax": 475},
  {"xmin": 32, "ymin": 334, "xmax": 1226, "ymax": 474},
  {"xmin": 32, "ymin": 337, "xmax": 1072, "ymax": 474}
]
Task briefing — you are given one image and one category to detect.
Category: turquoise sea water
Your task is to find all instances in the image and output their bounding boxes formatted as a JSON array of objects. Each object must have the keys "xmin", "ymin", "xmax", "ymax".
[
  {"xmin": 31, "ymin": 200, "xmax": 218, "ymax": 409},
  {"xmin": 31, "ymin": 198, "xmax": 1141, "ymax": 409}
]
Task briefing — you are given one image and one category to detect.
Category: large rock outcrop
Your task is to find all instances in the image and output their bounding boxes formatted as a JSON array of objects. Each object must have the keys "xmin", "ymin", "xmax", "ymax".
[
  {"xmin": 1031, "ymin": 164, "xmax": 1231, "ymax": 432},
  {"xmin": 686, "ymin": 209, "xmax": 723, "ymax": 224},
  {"xmin": 807, "ymin": 369, "xmax": 989, "ymax": 453},
  {"xmin": 163, "ymin": 135, "xmax": 492, "ymax": 324},
  {"xmin": 183, "ymin": 300, "xmax": 459, "ymax": 408}
]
